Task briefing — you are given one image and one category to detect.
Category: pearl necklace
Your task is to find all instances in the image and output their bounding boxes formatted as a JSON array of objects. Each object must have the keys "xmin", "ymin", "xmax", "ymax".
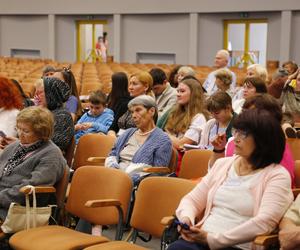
[{"xmin": 136, "ymin": 128, "xmax": 155, "ymax": 136}]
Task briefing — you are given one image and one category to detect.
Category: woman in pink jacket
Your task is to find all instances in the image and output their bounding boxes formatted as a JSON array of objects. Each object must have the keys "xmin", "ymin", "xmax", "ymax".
[{"xmin": 168, "ymin": 109, "xmax": 293, "ymax": 250}]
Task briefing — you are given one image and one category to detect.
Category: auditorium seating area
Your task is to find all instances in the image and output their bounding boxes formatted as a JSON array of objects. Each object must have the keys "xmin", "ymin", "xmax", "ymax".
[{"xmin": 0, "ymin": 57, "xmax": 278, "ymax": 98}]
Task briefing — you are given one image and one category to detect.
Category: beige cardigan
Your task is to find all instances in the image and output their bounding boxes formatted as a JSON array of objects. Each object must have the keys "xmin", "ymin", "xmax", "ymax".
[{"xmin": 176, "ymin": 156, "xmax": 293, "ymax": 249}]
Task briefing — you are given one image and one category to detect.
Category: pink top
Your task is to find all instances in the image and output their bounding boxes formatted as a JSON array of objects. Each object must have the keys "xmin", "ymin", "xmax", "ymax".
[
  {"xmin": 226, "ymin": 139, "xmax": 295, "ymax": 188},
  {"xmin": 176, "ymin": 156, "xmax": 293, "ymax": 250}
]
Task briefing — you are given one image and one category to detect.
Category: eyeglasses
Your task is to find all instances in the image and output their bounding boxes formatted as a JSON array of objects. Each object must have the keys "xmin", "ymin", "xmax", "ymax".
[
  {"xmin": 15, "ymin": 127, "xmax": 34, "ymax": 135},
  {"xmin": 232, "ymin": 128, "xmax": 249, "ymax": 140}
]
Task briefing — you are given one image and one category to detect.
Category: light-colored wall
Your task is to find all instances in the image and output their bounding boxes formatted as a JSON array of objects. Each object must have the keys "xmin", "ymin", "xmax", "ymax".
[
  {"xmin": 291, "ymin": 11, "xmax": 300, "ymax": 63},
  {"xmin": 0, "ymin": 0, "xmax": 299, "ymax": 14},
  {"xmin": 0, "ymin": 15, "xmax": 48, "ymax": 58},
  {"xmin": 55, "ymin": 15, "xmax": 113, "ymax": 62},
  {"xmin": 197, "ymin": 12, "xmax": 281, "ymax": 66},
  {"xmin": 0, "ymin": 9, "xmax": 299, "ymax": 65},
  {"xmin": 121, "ymin": 14, "xmax": 189, "ymax": 64},
  {"xmin": 55, "ymin": 16, "xmax": 76, "ymax": 62}
]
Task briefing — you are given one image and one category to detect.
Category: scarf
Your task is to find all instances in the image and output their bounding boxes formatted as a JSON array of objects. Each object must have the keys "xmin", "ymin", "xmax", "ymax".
[{"xmin": 2, "ymin": 140, "xmax": 45, "ymax": 176}]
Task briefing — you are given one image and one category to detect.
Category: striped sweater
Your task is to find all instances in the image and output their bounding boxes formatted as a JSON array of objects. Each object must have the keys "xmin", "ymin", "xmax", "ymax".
[{"xmin": 109, "ymin": 127, "xmax": 172, "ymax": 167}]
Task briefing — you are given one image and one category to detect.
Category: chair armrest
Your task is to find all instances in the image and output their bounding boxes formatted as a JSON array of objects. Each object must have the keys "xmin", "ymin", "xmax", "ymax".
[
  {"xmin": 254, "ymin": 234, "xmax": 279, "ymax": 247},
  {"xmin": 19, "ymin": 186, "xmax": 56, "ymax": 194},
  {"xmin": 293, "ymin": 188, "xmax": 300, "ymax": 198},
  {"xmin": 143, "ymin": 167, "xmax": 171, "ymax": 174},
  {"xmin": 161, "ymin": 216, "xmax": 175, "ymax": 226},
  {"xmin": 85, "ymin": 199, "xmax": 121, "ymax": 208},
  {"xmin": 87, "ymin": 157, "xmax": 106, "ymax": 164}
]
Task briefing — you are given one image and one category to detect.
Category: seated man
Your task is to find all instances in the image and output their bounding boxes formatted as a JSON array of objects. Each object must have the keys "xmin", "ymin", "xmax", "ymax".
[
  {"xmin": 75, "ymin": 90, "xmax": 114, "ymax": 143},
  {"xmin": 203, "ymin": 49, "xmax": 236, "ymax": 96},
  {"xmin": 149, "ymin": 68, "xmax": 177, "ymax": 119},
  {"xmin": 279, "ymin": 194, "xmax": 300, "ymax": 250}
]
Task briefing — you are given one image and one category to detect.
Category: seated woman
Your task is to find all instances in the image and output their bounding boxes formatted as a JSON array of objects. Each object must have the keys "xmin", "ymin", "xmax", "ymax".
[
  {"xmin": 34, "ymin": 77, "xmax": 75, "ymax": 152},
  {"xmin": 281, "ymin": 69, "xmax": 300, "ymax": 123},
  {"xmin": 168, "ymin": 109, "xmax": 293, "ymax": 250},
  {"xmin": 108, "ymin": 71, "xmax": 153, "ymax": 137},
  {"xmin": 233, "ymin": 64, "xmax": 268, "ymax": 104},
  {"xmin": 158, "ymin": 78, "xmax": 209, "ymax": 150},
  {"xmin": 169, "ymin": 65, "xmax": 182, "ymax": 88},
  {"xmin": 198, "ymin": 91, "xmax": 235, "ymax": 150},
  {"xmin": 214, "ymin": 68, "xmax": 234, "ymax": 98},
  {"xmin": 0, "ymin": 106, "xmax": 65, "ymax": 221},
  {"xmin": 105, "ymin": 95, "xmax": 172, "ymax": 184},
  {"xmin": 52, "ymin": 66, "xmax": 82, "ymax": 122},
  {"xmin": 232, "ymin": 77, "xmax": 267, "ymax": 114},
  {"xmin": 107, "ymin": 72, "xmax": 131, "ymax": 134},
  {"xmin": 177, "ymin": 66, "xmax": 196, "ymax": 83},
  {"xmin": 210, "ymin": 94, "xmax": 295, "ymax": 187}
]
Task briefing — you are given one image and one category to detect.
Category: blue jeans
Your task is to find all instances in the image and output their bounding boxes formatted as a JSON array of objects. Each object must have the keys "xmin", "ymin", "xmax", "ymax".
[
  {"xmin": 167, "ymin": 239, "xmax": 209, "ymax": 250},
  {"xmin": 75, "ymin": 219, "xmax": 92, "ymax": 234}
]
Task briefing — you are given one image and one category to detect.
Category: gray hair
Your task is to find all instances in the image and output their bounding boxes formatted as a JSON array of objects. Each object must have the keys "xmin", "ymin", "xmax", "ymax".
[
  {"xmin": 128, "ymin": 95, "xmax": 158, "ymax": 122},
  {"xmin": 128, "ymin": 95, "xmax": 157, "ymax": 109},
  {"xmin": 178, "ymin": 66, "xmax": 195, "ymax": 77}
]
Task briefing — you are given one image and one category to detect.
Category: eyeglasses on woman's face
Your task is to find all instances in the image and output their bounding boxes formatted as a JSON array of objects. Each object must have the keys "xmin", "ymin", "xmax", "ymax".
[{"xmin": 232, "ymin": 128, "xmax": 249, "ymax": 140}]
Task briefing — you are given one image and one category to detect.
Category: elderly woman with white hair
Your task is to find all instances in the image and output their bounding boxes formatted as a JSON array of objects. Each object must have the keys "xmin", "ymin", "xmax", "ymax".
[
  {"xmin": 105, "ymin": 95, "xmax": 172, "ymax": 183},
  {"xmin": 177, "ymin": 66, "xmax": 196, "ymax": 83}
]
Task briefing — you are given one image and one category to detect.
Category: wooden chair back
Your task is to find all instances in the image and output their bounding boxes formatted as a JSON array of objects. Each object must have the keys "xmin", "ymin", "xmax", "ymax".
[
  {"xmin": 178, "ymin": 149, "xmax": 212, "ymax": 179},
  {"xmin": 286, "ymin": 138, "xmax": 300, "ymax": 160},
  {"xmin": 129, "ymin": 176, "xmax": 196, "ymax": 238},
  {"xmin": 295, "ymin": 160, "xmax": 300, "ymax": 188},
  {"xmin": 168, "ymin": 147, "xmax": 178, "ymax": 173},
  {"xmin": 66, "ymin": 166, "xmax": 132, "ymax": 226},
  {"xmin": 54, "ymin": 165, "xmax": 70, "ymax": 209},
  {"xmin": 72, "ymin": 134, "xmax": 115, "ymax": 170},
  {"xmin": 64, "ymin": 136, "xmax": 76, "ymax": 168}
]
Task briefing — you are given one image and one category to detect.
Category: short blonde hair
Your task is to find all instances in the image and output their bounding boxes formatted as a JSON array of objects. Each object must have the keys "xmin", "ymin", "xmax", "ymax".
[
  {"xmin": 215, "ymin": 68, "xmax": 232, "ymax": 86},
  {"xmin": 17, "ymin": 106, "xmax": 54, "ymax": 141},
  {"xmin": 247, "ymin": 64, "xmax": 268, "ymax": 82},
  {"xmin": 131, "ymin": 71, "xmax": 153, "ymax": 96}
]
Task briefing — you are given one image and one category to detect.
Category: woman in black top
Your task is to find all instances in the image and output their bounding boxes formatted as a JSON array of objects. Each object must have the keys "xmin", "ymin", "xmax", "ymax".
[{"xmin": 107, "ymin": 72, "xmax": 131, "ymax": 133}]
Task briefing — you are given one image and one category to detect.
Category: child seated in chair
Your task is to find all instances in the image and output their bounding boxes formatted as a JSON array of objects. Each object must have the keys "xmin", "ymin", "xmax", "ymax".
[{"xmin": 75, "ymin": 90, "xmax": 114, "ymax": 144}]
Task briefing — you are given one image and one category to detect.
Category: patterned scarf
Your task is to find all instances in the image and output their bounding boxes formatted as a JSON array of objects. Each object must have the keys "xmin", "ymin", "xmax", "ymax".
[{"xmin": 2, "ymin": 140, "xmax": 45, "ymax": 176}]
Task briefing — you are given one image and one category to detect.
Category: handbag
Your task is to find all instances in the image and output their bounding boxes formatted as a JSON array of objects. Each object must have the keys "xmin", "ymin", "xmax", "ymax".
[{"xmin": 1, "ymin": 185, "xmax": 52, "ymax": 233}]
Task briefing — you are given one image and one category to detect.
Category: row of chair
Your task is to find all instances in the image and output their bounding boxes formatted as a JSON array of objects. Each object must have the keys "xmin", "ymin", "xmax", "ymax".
[
  {"xmin": 9, "ymin": 166, "xmax": 196, "ymax": 250},
  {"xmin": 4, "ymin": 131, "xmax": 300, "ymax": 249},
  {"xmin": 68, "ymin": 133, "xmax": 300, "ymax": 182}
]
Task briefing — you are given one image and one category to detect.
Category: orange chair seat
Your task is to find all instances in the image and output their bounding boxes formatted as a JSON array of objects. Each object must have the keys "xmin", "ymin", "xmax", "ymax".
[
  {"xmin": 10, "ymin": 225, "xmax": 109, "ymax": 250},
  {"xmin": 84, "ymin": 241, "xmax": 146, "ymax": 250}
]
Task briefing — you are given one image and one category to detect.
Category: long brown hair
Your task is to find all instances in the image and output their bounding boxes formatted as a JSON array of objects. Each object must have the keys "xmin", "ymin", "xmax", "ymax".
[{"xmin": 165, "ymin": 78, "xmax": 209, "ymax": 135}]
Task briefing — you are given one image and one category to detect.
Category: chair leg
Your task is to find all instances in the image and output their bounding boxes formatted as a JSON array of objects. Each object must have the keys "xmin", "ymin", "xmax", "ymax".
[
  {"xmin": 124, "ymin": 186, "xmax": 137, "ymax": 228},
  {"xmin": 124, "ymin": 228, "xmax": 134, "ymax": 242}
]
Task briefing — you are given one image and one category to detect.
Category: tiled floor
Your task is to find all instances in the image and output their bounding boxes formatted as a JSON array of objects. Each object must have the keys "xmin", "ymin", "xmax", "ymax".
[{"xmin": 102, "ymin": 226, "xmax": 161, "ymax": 250}]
